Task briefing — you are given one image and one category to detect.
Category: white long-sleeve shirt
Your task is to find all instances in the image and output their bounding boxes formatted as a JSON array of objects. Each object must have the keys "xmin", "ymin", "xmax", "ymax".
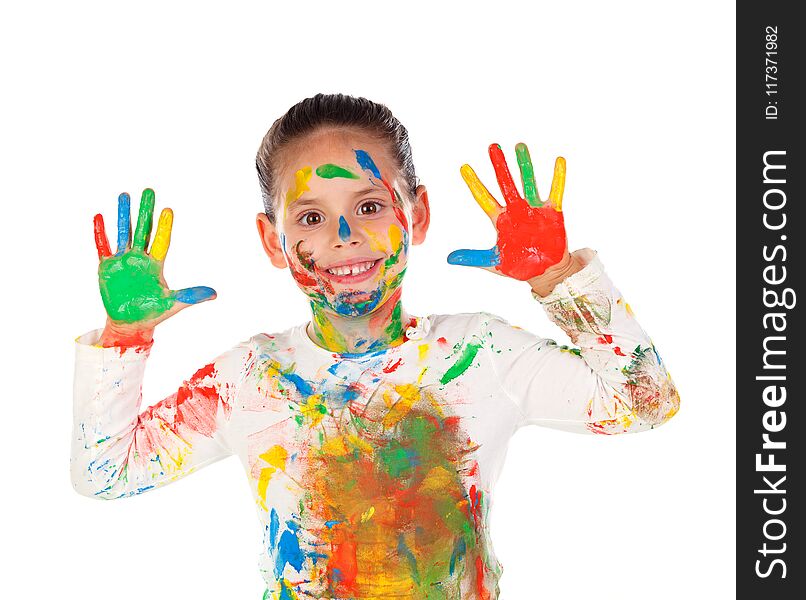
[{"xmin": 70, "ymin": 248, "xmax": 680, "ymax": 599}]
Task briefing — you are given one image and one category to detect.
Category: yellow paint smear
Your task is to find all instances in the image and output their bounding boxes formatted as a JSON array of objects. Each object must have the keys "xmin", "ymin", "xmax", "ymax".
[
  {"xmin": 360, "ymin": 506, "xmax": 375, "ymax": 523},
  {"xmin": 361, "ymin": 226, "xmax": 387, "ymax": 253},
  {"xmin": 419, "ymin": 465, "xmax": 454, "ymax": 496},
  {"xmin": 388, "ymin": 223, "xmax": 402, "ymax": 254},
  {"xmin": 149, "ymin": 208, "xmax": 173, "ymax": 261},
  {"xmin": 283, "ymin": 166, "xmax": 313, "ymax": 220},
  {"xmin": 256, "ymin": 445, "xmax": 288, "ymax": 510},
  {"xmin": 301, "ymin": 394, "xmax": 327, "ymax": 427},
  {"xmin": 382, "ymin": 383, "xmax": 420, "ymax": 428}
]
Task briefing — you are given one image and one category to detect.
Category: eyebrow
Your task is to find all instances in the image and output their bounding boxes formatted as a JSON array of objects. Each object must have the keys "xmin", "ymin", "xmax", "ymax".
[{"xmin": 286, "ymin": 186, "xmax": 386, "ymax": 210}]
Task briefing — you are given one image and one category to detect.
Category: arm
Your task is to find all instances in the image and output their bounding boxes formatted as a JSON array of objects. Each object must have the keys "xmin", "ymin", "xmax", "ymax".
[
  {"xmin": 70, "ymin": 329, "xmax": 254, "ymax": 499},
  {"xmin": 73, "ymin": 188, "xmax": 232, "ymax": 499},
  {"xmin": 447, "ymin": 142, "xmax": 679, "ymax": 434},
  {"xmin": 483, "ymin": 248, "xmax": 680, "ymax": 434}
]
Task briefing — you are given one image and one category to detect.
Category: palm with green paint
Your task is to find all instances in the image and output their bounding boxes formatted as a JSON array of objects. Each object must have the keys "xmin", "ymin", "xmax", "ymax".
[
  {"xmin": 93, "ymin": 188, "xmax": 216, "ymax": 327},
  {"xmin": 447, "ymin": 142, "xmax": 570, "ymax": 280}
]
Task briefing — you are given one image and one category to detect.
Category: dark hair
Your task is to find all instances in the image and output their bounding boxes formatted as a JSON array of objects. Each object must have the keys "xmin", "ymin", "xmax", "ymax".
[{"xmin": 256, "ymin": 93, "xmax": 419, "ymax": 224}]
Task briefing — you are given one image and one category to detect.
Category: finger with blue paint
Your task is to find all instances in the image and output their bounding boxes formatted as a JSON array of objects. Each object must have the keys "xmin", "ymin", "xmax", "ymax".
[{"xmin": 116, "ymin": 193, "xmax": 132, "ymax": 255}]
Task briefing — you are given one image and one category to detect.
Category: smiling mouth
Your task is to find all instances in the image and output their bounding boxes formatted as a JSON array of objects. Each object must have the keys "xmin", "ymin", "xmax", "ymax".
[{"xmin": 317, "ymin": 258, "xmax": 383, "ymax": 284}]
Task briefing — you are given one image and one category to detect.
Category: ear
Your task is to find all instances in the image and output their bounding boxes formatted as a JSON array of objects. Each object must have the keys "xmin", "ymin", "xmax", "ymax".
[
  {"xmin": 410, "ymin": 185, "xmax": 431, "ymax": 246},
  {"xmin": 256, "ymin": 213, "xmax": 288, "ymax": 269}
]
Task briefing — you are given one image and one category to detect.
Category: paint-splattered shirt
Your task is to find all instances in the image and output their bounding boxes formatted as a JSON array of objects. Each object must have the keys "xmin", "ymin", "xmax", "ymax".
[{"xmin": 71, "ymin": 248, "xmax": 680, "ymax": 599}]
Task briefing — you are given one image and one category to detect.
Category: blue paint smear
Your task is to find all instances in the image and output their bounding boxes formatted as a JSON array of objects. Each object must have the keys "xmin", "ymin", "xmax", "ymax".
[
  {"xmin": 275, "ymin": 525, "xmax": 305, "ymax": 578},
  {"xmin": 269, "ymin": 508, "xmax": 280, "ymax": 550},
  {"xmin": 449, "ymin": 537, "xmax": 467, "ymax": 575},
  {"xmin": 282, "ymin": 371, "xmax": 315, "ymax": 397},
  {"xmin": 116, "ymin": 192, "xmax": 131, "ymax": 255},
  {"xmin": 278, "ymin": 579, "xmax": 296, "ymax": 600},
  {"xmin": 397, "ymin": 534, "xmax": 421, "ymax": 583},
  {"xmin": 338, "ymin": 215, "xmax": 351, "ymax": 241},
  {"xmin": 333, "ymin": 288, "xmax": 383, "ymax": 318},
  {"xmin": 338, "ymin": 346, "xmax": 389, "ymax": 360},
  {"xmin": 354, "ymin": 149, "xmax": 381, "ymax": 179},
  {"xmin": 326, "ymin": 362, "xmax": 342, "ymax": 376},
  {"xmin": 175, "ymin": 286, "xmax": 216, "ymax": 304},
  {"xmin": 446, "ymin": 246, "xmax": 501, "ymax": 268}
]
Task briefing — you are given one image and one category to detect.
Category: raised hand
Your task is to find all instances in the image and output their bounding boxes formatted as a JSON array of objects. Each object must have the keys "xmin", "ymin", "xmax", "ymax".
[
  {"xmin": 447, "ymin": 142, "xmax": 569, "ymax": 281},
  {"xmin": 93, "ymin": 188, "xmax": 216, "ymax": 330}
]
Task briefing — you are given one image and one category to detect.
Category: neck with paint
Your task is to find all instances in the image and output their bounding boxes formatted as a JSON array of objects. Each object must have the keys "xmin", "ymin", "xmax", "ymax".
[{"xmin": 306, "ymin": 286, "xmax": 414, "ymax": 355}]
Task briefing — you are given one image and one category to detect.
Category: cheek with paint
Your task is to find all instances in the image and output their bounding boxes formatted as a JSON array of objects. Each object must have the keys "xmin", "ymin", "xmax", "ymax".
[
  {"xmin": 351, "ymin": 148, "xmax": 412, "ymax": 290},
  {"xmin": 362, "ymin": 221, "xmax": 408, "ymax": 291},
  {"xmin": 279, "ymin": 230, "xmax": 336, "ymax": 300}
]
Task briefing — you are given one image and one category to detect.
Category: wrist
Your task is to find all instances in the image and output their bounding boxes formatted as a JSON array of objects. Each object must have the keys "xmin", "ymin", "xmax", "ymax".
[
  {"xmin": 99, "ymin": 319, "xmax": 155, "ymax": 348},
  {"xmin": 527, "ymin": 252, "xmax": 584, "ymax": 297}
]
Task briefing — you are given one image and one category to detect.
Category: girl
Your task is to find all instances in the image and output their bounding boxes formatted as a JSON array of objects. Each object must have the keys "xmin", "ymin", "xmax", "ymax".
[{"xmin": 72, "ymin": 93, "xmax": 680, "ymax": 599}]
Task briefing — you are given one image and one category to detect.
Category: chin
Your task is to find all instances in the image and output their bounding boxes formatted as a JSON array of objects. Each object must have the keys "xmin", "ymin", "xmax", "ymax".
[{"xmin": 329, "ymin": 287, "xmax": 384, "ymax": 317}]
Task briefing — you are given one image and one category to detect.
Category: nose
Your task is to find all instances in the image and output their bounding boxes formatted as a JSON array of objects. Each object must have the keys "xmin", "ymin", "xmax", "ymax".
[{"xmin": 331, "ymin": 215, "xmax": 364, "ymax": 249}]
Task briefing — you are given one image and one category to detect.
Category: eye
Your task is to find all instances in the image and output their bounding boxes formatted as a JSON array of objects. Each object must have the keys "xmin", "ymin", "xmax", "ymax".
[
  {"xmin": 298, "ymin": 211, "xmax": 323, "ymax": 226},
  {"xmin": 358, "ymin": 201, "xmax": 383, "ymax": 216}
]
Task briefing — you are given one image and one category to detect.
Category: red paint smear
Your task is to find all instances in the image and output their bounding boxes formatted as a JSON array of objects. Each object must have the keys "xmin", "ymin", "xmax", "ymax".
[
  {"xmin": 109, "ymin": 331, "xmax": 154, "ymax": 357},
  {"xmin": 495, "ymin": 205, "xmax": 566, "ymax": 280},
  {"xmin": 475, "ymin": 554, "xmax": 491, "ymax": 600},
  {"xmin": 382, "ymin": 358, "xmax": 403, "ymax": 373},
  {"xmin": 93, "ymin": 213, "xmax": 112, "ymax": 259},
  {"xmin": 327, "ymin": 526, "xmax": 358, "ymax": 595},
  {"xmin": 437, "ymin": 337, "xmax": 448, "ymax": 349},
  {"xmin": 488, "ymin": 144, "xmax": 567, "ymax": 280},
  {"xmin": 614, "ymin": 346, "xmax": 626, "ymax": 356},
  {"xmin": 488, "ymin": 144, "xmax": 521, "ymax": 206},
  {"xmin": 134, "ymin": 362, "xmax": 221, "ymax": 455},
  {"xmin": 174, "ymin": 364, "xmax": 220, "ymax": 433},
  {"xmin": 380, "ymin": 176, "xmax": 409, "ymax": 231},
  {"xmin": 442, "ymin": 415, "xmax": 461, "ymax": 434},
  {"xmin": 468, "ymin": 485, "xmax": 483, "ymax": 531},
  {"xmin": 598, "ymin": 334, "xmax": 613, "ymax": 345},
  {"xmin": 172, "ymin": 363, "xmax": 222, "ymax": 437},
  {"xmin": 288, "ymin": 262, "xmax": 318, "ymax": 287}
]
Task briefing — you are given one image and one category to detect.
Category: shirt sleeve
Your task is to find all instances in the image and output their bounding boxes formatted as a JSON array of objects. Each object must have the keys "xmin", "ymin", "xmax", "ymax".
[
  {"xmin": 482, "ymin": 248, "xmax": 681, "ymax": 435},
  {"xmin": 70, "ymin": 328, "xmax": 255, "ymax": 499}
]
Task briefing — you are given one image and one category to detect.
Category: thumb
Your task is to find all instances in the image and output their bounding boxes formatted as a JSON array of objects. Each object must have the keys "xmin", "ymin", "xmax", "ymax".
[
  {"xmin": 146, "ymin": 286, "xmax": 217, "ymax": 327},
  {"xmin": 446, "ymin": 247, "xmax": 501, "ymax": 268},
  {"xmin": 172, "ymin": 286, "xmax": 218, "ymax": 305}
]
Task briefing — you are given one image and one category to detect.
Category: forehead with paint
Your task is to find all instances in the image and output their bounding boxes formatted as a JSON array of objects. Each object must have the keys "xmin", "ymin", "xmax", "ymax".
[{"xmin": 274, "ymin": 130, "xmax": 413, "ymax": 318}]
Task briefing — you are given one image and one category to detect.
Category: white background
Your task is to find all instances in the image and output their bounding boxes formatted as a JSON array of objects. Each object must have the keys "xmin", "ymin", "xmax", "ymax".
[{"xmin": 1, "ymin": 1, "xmax": 735, "ymax": 598}]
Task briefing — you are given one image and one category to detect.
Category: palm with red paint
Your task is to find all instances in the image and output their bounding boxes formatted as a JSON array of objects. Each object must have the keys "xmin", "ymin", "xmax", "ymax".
[{"xmin": 447, "ymin": 143, "xmax": 569, "ymax": 281}]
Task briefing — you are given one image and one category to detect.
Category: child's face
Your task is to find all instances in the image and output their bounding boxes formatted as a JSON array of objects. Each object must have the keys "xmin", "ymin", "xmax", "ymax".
[{"xmin": 257, "ymin": 130, "xmax": 429, "ymax": 318}]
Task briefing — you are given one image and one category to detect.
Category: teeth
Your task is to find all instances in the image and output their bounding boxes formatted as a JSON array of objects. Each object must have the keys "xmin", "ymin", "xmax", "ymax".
[{"xmin": 327, "ymin": 260, "xmax": 377, "ymax": 276}]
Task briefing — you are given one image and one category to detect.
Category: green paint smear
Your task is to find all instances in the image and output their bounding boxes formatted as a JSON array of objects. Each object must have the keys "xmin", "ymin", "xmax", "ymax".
[
  {"xmin": 379, "ymin": 441, "xmax": 415, "ymax": 478},
  {"xmin": 384, "ymin": 240, "xmax": 404, "ymax": 269},
  {"xmin": 384, "ymin": 299, "xmax": 403, "ymax": 341},
  {"xmin": 315, "ymin": 164, "xmax": 360, "ymax": 179},
  {"xmin": 440, "ymin": 340, "xmax": 483, "ymax": 385},
  {"xmin": 515, "ymin": 143, "xmax": 542, "ymax": 207},
  {"xmin": 98, "ymin": 250, "xmax": 175, "ymax": 322}
]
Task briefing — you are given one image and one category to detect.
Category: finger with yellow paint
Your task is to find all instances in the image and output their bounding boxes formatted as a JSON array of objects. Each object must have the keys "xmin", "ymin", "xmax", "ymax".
[
  {"xmin": 149, "ymin": 208, "xmax": 173, "ymax": 261},
  {"xmin": 548, "ymin": 157, "xmax": 566, "ymax": 212},
  {"xmin": 459, "ymin": 164, "xmax": 502, "ymax": 223}
]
